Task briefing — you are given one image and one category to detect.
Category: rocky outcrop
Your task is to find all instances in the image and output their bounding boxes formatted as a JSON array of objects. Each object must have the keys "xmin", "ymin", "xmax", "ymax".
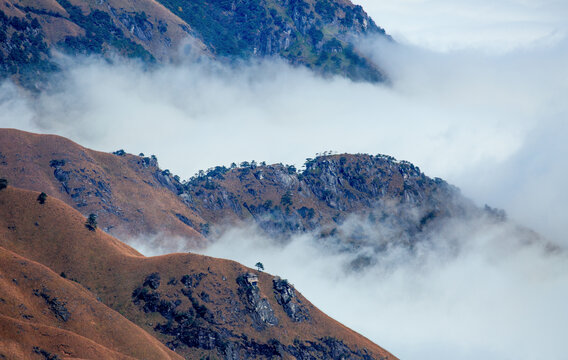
[
  {"xmin": 33, "ymin": 288, "xmax": 70, "ymax": 322},
  {"xmin": 130, "ymin": 270, "xmax": 387, "ymax": 360},
  {"xmin": 143, "ymin": 272, "xmax": 161, "ymax": 290},
  {"xmin": 181, "ymin": 154, "xmax": 482, "ymax": 250},
  {"xmin": 287, "ymin": 336, "xmax": 383, "ymax": 360},
  {"xmin": 237, "ymin": 273, "xmax": 279, "ymax": 330},
  {"xmin": 272, "ymin": 277, "xmax": 309, "ymax": 322},
  {"xmin": 48, "ymin": 157, "xmax": 117, "ymax": 216}
]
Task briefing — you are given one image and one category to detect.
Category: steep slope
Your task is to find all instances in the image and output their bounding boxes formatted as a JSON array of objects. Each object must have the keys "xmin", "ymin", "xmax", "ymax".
[
  {"xmin": 0, "ymin": 128, "xmax": 205, "ymax": 243},
  {"xmin": 0, "ymin": 0, "xmax": 207, "ymax": 88},
  {"xmin": 181, "ymin": 154, "xmax": 487, "ymax": 246},
  {"xmin": 0, "ymin": 247, "xmax": 184, "ymax": 360},
  {"xmin": 0, "ymin": 0, "xmax": 388, "ymax": 89},
  {"xmin": 154, "ymin": 0, "xmax": 388, "ymax": 81},
  {"xmin": 0, "ymin": 186, "xmax": 397, "ymax": 360},
  {"xmin": 1, "ymin": 129, "xmax": 501, "ymax": 254}
]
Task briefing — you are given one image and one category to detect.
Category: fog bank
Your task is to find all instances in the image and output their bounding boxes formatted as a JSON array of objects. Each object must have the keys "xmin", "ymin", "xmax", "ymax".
[
  {"xmin": 1, "ymin": 0, "xmax": 567, "ymax": 357},
  {"xmin": 1, "ymin": 37, "xmax": 567, "ymax": 244},
  {"xmin": 199, "ymin": 215, "xmax": 568, "ymax": 360}
]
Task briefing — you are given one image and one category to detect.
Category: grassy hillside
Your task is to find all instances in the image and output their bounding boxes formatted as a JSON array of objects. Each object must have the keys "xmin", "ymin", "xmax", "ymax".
[
  {"xmin": 0, "ymin": 0, "xmax": 207, "ymax": 89},
  {"xmin": 155, "ymin": 0, "xmax": 388, "ymax": 81},
  {"xmin": 1, "ymin": 129, "xmax": 494, "ymax": 257},
  {"xmin": 0, "ymin": 246, "xmax": 182, "ymax": 359},
  {"xmin": 0, "ymin": 0, "xmax": 389, "ymax": 89},
  {"xmin": 0, "ymin": 185, "xmax": 397, "ymax": 359},
  {"xmin": 0, "ymin": 128, "xmax": 205, "ymax": 242}
]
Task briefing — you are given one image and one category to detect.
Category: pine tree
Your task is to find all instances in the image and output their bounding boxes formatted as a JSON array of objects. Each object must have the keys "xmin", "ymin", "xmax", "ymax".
[
  {"xmin": 37, "ymin": 192, "xmax": 47, "ymax": 204},
  {"xmin": 85, "ymin": 213, "xmax": 97, "ymax": 231},
  {"xmin": 255, "ymin": 262, "xmax": 264, "ymax": 272}
]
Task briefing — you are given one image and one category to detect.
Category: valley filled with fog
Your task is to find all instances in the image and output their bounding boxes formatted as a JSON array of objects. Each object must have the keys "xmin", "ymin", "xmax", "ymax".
[{"xmin": 1, "ymin": 0, "xmax": 567, "ymax": 359}]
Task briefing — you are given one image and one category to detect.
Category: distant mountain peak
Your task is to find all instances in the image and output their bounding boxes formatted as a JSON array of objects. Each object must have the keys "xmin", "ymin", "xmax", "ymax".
[{"xmin": 0, "ymin": 0, "xmax": 390, "ymax": 90}]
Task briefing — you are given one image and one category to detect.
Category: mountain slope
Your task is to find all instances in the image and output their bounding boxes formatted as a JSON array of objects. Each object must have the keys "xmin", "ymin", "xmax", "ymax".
[
  {"xmin": 1, "ymin": 129, "xmax": 501, "ymax": 255},
  {"xmin": 0, "ymin": 0, "xmax": 388, "ymax": 89},
  {"xmin": 0, "ymin": 128, "xmax": 205, "ymax": 242},
  {"xmin": 0, "ymin": 246, "xmax": 183, "ymax": 360},
  {"xmin": 154, "ymin": 0, "xmax": 388, "ymax": 81},
  {"xmin": 0, "ymin": 0, "xmax": 208, "ymax": 89},
  {"xmin": 0, "ymin": 185, "xmax": 397, "ymax": 359},
  {"xmin": 182, "ymin": 153, "xmax": 480, "ymax": 243}
]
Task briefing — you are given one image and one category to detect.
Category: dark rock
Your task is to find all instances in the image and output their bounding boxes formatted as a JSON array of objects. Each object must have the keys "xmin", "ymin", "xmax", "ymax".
[
  {"xmin": 286, "ymin": 337, "xmax": 376, "ymax": 360},
  {"xmin": 181, "ymin": 288, "xmax": 215, "ymax": 323},
  {"xmin": 32, "ymin": 346, "xmax": 60, "ymax": 360},
  {"xmin": 181, "ymin": 273, "xmax": 206, "ymax": 288},
  {"xmin": 53, "ymin": 168, "xmax": 69, "ymax": 183},
  {"xmin": 175, "ymin": 213, "xmax": 194, "ymax": 227},
  {"xmin": 143, "ymin": 272, "xmax": 161, "ymax": 289},
  {"xmin": 49, "ymin": 159, "xmax": 66, "ymax": 168},
  {"xmin": 33, "ymin": 288, "xmax": 70, "ymax": 322},
  {"xmin": 273, "ymin": 277, "xmax": 309, "ymax": 322},
  {"xmin": 237, "ymin": 273, "xmax": 278, "ymax": 330}
]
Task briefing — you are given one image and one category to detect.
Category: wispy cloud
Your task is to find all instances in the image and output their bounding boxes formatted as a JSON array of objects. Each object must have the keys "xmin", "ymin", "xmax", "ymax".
[
  {"xmin": 1, "ymin": 1, "xmax": 567, "ymax": 357},
  {"xmin": 2, "ymin": 36, "xmax": 566, "ymax": 243},
  {"xmin": 354, "ymin": 0, "xmax": 568, "ymax": 51},
  {"xmin": 200, "ymin": 213, "xmax": 568, "ymax": 360}
]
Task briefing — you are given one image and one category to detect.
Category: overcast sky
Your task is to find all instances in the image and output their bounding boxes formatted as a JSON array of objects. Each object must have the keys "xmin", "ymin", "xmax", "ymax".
[
  {"xmin": 1, "ymin": 0, "xmax": 567, "ymax": 359},
  {"xmin": 354, "ymin": 0, "xmax": 568, "ymax": 52}
]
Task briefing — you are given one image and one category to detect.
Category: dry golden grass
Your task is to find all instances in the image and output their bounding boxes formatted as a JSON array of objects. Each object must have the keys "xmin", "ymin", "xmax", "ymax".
[
  {"xmin": 0, "ymin": 128, "xmax": 205, "ymax": 244},
  {"xmin": 0, "ymin": 245, "xmax": 182, "ymax": 359},
  {"xmin": 0, "ymin": 186, "xmax": 397, "ymax": 359},
  {"xmin": 1, "ymin": 0, "xmax": 207, "ymax": 59}
]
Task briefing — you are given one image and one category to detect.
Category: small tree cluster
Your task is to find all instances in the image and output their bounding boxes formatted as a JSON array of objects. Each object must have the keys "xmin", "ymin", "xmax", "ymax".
[
  {"xmin": 280, "ymin": 191, "xmax": 293, "ymax": 207},
  {"xmin": 85, "ymin": 213, "xmax": 97, "ymax": 231},
  {"xmin": 255, "ymin": 262, "xmax": 264, "ymax": 272},
  {"xmin": 37, "ymin": 192, "xmax": 47, "ymax": 204},
  {"xmin": 0, "ymin": 178, "xmax": 7, "ymax": 191}
]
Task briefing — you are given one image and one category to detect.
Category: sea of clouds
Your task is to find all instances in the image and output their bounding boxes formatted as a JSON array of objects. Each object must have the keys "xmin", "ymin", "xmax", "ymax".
[{"xmin": 1, "ymin": 0, "xmax": 567, "ymax": 358}]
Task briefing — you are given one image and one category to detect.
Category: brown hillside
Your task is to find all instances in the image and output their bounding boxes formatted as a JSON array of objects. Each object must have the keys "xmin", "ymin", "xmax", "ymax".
[
  {"xmin": 0, "ymin": 246, "xmax": 183, "ymax": 360},
  {"xmin": 0, "ymin": 315, "xmax": 135, "ymax": 360},
  {"xmin": 181, "ymin": 153, "xmax": 479, "ymax": 249},
  {"xmin": 0, "ymin": 186, "xmax": 397, "ymax": 359},
  {"xmin": 1, "ymin": 128, "xmax": 484, "ymax": 255},
  {"xmin": 1, "ymin": 0, "xmax": 207, "ymax": 60},
  {"xmin": 0, "ymin": 128, "xmax": 205, "ymax": 244}
]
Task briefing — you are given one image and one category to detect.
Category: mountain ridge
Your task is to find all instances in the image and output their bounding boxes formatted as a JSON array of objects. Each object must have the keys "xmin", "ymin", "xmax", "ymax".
[
  {"xmin": 0, "ymin": 128, "xmax": 206, "ymax": 243},
  {"xmin": 0, "ymin": 185, "xmax": 397, "ymax": 360},
  {"xmin": 0, "ymin": 128, "xmax": 504, "ymax": 255},
  {"xmin": 0, "ymin": 0, "xmax": 390, "ymax": 89}
]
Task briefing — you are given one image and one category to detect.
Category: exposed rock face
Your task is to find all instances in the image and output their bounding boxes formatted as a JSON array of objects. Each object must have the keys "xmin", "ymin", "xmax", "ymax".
[
  {"xmin": 2, "ymin": 0, "xmax": 389, "ymax": 90},
  {"xmin": 130, "ymin": 269, "xmax": 386, "ymax": 360},
  {"xmin": 181, "ymin": 153, "xmax": 484, "ymax": 252},
  {"xmin": 237, "ymin": 273, "xmax": 279, "ymax": 330},
  {"xmin": 143, "ymin": 272, "xmax": 161, "ymax": 290},
  {"xmin": 33, "ymin": 288, "xmax": 70, "ymax": 322},
  {"xmin": 49, "ymin": 157, "xmax": 118, "ymax": 216},
  {"xmin": 287, "ymin": 336, "xmax": 385, "ymax": 360},
  {"xmin": 273, "ymin": 277, "xmax": 309, "ymax": 322}
]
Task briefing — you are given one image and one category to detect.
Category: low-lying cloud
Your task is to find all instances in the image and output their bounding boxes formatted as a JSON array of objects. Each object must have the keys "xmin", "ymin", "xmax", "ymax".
[
  {"xmin": 354, "ymin": 0, "xmax": 568, "ymax": 52},
  {"xmin": 1, "ymin": 36, "xmax": 567, "ymax": 244},
  {"xmin": 1, "ymin": 3, "xmax": 568, "ymax": 358},
  {"xmin": 199, "ymin": 214, "xmax": 568, "ymax": 360}
]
